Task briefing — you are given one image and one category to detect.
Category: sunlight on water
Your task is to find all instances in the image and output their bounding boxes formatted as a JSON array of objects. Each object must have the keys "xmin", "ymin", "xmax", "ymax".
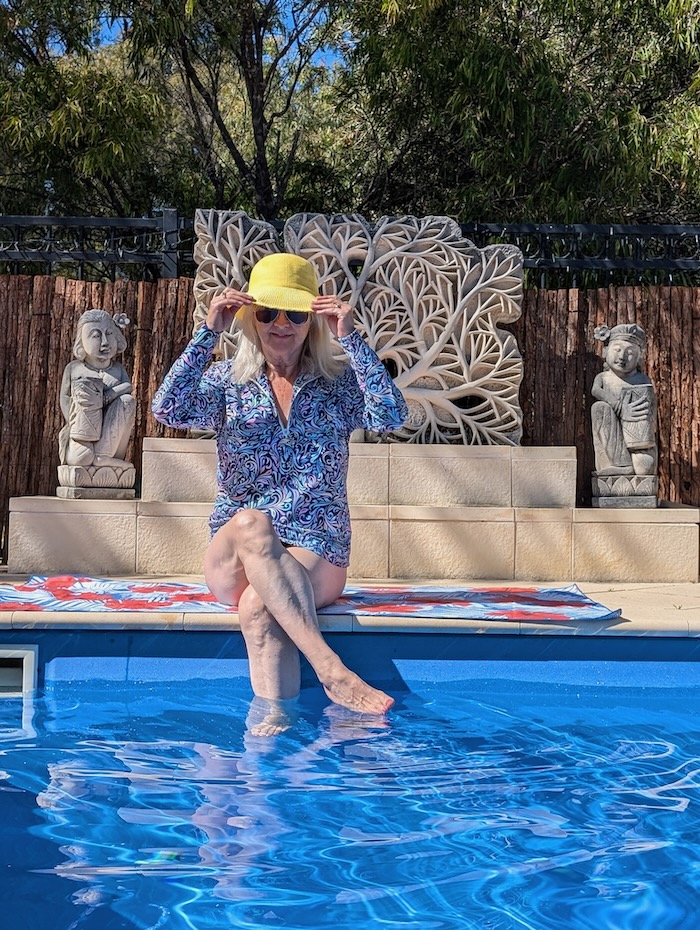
[{"xmin": 0, "ymin": 669, "xmax": 699, "ymax": 930}]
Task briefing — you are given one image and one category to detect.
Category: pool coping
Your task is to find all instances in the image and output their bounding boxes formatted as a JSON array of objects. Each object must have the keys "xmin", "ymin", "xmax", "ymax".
[{"xmin": 1, "ymin": 575, "xmax": 699, "ymax": 638}]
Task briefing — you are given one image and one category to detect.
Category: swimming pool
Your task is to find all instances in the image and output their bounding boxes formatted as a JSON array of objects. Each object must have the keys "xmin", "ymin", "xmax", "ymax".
[{"xmin": 1, "ymin": 634, "xmax": 700, "ymax": 929}]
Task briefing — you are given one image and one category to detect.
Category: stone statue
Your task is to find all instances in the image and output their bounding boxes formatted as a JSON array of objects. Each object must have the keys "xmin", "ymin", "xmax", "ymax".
[
  {"xmin": 57, "ymin": 309, "xmax": 136, "ymax": 499},
  {"xmin": 590, "ymin": 323, "xmax": 658, "ymax": 507}
]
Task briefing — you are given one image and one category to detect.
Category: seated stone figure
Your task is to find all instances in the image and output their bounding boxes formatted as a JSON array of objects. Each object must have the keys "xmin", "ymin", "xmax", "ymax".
[
  {"xmin": 591, "ymin": 323, "xmax": 657, "ymax": 477},
  {"xmin": 58, "ymin": 309, "xmax": 136, "ymax": 496}
]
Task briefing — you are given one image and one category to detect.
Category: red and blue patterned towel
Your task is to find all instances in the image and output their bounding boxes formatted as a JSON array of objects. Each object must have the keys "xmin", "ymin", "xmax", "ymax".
[{"xmin": 0, "ymin": 575, "xmax": 621, "ymax": 622}]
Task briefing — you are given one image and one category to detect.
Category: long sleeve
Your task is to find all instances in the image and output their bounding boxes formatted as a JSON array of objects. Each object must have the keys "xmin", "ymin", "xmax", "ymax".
[
  {"xmin": 337, "ymin": 329, "xmax": 408, "ymax": 433},
  {"xmin": 151, "ymin": 325, "xmax": 226, "ymax": 432}
]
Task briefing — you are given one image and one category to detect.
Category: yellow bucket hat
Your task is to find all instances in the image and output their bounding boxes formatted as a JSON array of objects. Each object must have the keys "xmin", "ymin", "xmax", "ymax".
[{"xmin": 247, "ymin": 253, "xmax": 318, "ymax": 312}]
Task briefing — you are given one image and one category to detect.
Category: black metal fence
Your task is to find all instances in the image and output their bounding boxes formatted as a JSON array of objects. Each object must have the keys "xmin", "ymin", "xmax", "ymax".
[
  {"xmin": 4, "ymin": 212, "xmax": 700, "ymax": 284},
  {"xmin": 462, "ymin": 221, "xmax": 700, "ymax": 286},
  {"xmin": 0, "ymin": 210, "xmax": 193, "ymax": 280}
]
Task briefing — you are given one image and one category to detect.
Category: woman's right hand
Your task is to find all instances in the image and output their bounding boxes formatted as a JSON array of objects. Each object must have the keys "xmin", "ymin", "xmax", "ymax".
[{"xmin": 206, "ymin": 288, "xmax": 255, "ymax": 333}]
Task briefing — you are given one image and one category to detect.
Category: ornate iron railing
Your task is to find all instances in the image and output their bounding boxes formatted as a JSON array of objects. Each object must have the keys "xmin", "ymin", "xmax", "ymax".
[
  {"xmin": 3, "ymin": 212, "xmax": 700, "ymax": 284},
  {"xmin": 461, "ymin": 221, "xmax": 700, "ymax": 285},
  {"xmin": 0, "ymin": 210, "xmax": 193, "ymax": 280}
]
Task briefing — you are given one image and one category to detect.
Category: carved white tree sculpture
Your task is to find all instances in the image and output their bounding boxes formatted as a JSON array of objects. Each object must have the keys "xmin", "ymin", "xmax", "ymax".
[{"xmin": 193, "ymin": 210, "xmax": 524, "ymax": 444}]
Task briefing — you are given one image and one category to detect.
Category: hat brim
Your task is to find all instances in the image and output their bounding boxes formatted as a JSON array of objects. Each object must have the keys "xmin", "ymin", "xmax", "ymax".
[{"xmin": 248, "ymin": 285, "xmax": 315, "ymax": 312}]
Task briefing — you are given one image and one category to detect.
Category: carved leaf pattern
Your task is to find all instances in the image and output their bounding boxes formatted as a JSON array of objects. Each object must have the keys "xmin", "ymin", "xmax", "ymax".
[
  {"xmin": 192, "ymin": 210, "xmax": 279, "ymax": 355},
  {"xmin": 193, "ymin": 210, "xmax": 524, "ymax": 444}
]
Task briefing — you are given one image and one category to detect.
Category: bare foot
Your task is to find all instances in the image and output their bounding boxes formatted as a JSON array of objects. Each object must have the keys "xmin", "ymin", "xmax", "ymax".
[
  {"xmin": 250, "ymin": 713, "xmax": 292, "ymax": 737},
  {"xmin": 322, "ymin": 665, "xmax": 394, "ymax": 715},
  {"xmin": 246, "ymin": 696, "xmax": 297, "ymax": 737}
]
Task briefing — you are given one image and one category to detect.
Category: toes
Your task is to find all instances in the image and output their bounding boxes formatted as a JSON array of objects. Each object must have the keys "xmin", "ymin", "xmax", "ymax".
[
  {"xmin": 250, "ymin": 720, "xmax": 289, "ymax": 737},
  {"xmin": 323, "ymin": 680, "xmax": 394, "ymax": 715}
]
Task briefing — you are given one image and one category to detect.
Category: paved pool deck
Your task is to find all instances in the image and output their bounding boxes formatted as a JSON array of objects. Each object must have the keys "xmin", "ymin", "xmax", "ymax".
[{"xmin": 1, "ymin": 571, "xmax": 699, "ymax": 637}]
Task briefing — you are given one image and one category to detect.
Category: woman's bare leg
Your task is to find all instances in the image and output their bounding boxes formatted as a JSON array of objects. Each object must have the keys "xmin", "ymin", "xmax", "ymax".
[
  {"xmin": 203, "ymin": 510, "xmax": 394, "ymax": 715},
  {"xmin": 236, "ymin": 551, "xmax": 347, "ymax": 735},
  {"xmin": 237, "ymin": 585, "xmax": 302, "ymax": 701}
]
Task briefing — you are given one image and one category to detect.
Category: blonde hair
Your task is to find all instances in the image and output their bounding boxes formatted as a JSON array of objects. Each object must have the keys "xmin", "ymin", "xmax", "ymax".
[{"xmin": 232, "ymin": 308, "xmax": 347, "ymax": 383}]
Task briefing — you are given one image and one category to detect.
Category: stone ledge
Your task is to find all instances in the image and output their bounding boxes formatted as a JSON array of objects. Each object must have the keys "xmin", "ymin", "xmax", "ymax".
[
  {"xmin": 138, "ymin": 501, "xmax": 211, "ymax": 517},
  {"xmin": 9, "ymin": 496, "xmax": 137, "ymax": 514},
  {"xmin": 0, "ymin": 608, "xmax": 692, "ymax": 638},
  {"xmin": 349, "ymin": 505, "xmax": 389, "ymax": 520},
  {"xmin": 388, "ymin": 444, "xmax": 512, "ymax": 459},
  {"xmin": 573, "ymin": 522, "xmax": 698, "ymax": 583},
  {"xmin": 347, "ymin": 443, "xmax": 389, "ymax": 457},
  {"xmin": 142, "ymin": 437, "xmax": 216, "ymax": 453},
  {"xmin": 510, "ymin": 446, "xmax": 577, "ymax": 460},
  {"xmin": 573, "ymin": 503, "xmax": 700, "ymax": 523},
  {"xmin": 515, "ymin": 508, "xmax": 573, "ymax": 522},
  {"xmin": 390, "ymin": 505, "xmax": 514, "ymax": 521},
  {"xmin": 8, "ymin": 509, "xmax": 138, "ymax": 576},
  {"xmin": 7, "ymin": 496, "xmax": 699, "ymax": 582},
  {"xmin": 139, "ymin": 439, "xmax": 580, "ymax": 508}
]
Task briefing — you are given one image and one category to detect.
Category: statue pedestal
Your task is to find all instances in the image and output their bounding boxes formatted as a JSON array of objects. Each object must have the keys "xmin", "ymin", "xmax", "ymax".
[
  {"xmin": 56, "ymin": 487, "xmax": 135, "ymax": 500},
  {"xmin": 592, "ymin": 474, "xmax": 658, "ymax": 509},
  {"xmin": 57, "ymin": 464, "xmax": 136, "ymax": 500}
]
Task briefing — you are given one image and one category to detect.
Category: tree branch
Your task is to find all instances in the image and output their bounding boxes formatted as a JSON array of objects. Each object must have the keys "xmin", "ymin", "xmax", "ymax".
[{"xmin": 176, "ymin": 31, "xmax": 257, "ymax": 192}]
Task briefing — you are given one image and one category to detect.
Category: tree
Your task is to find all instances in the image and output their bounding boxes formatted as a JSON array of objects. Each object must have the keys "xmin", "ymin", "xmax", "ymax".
[
  {"xmin": 4, "ymin": 0, "xmax": 699, "ymax": 225},
  {"xmin": 115, "ymin": 0, "xmax": 348, "ymax": 219},
  {"xmin": 0, "ymin": 0, "xmax": 170, "ymax": 215},
  {"xmin": 0, "ymin": 0, "xmax": 358, "ymax": 220},
  {"xmin": 342, "ymin": 0, "xmax": 700, "ymax": 223}
]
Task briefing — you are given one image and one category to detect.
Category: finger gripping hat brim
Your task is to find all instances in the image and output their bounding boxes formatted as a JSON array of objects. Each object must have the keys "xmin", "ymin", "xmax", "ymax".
[{"xmin": 247, "ymin": 253, "xmax": 318, "ymax": 312}]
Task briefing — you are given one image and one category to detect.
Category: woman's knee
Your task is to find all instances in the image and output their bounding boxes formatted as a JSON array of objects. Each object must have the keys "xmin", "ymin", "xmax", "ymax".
[
  {"xmin": 238, "ymin": 584, "xmax": 264, "ymax": 618},
  {"xmin": 227, "ymin": 509, "xmax": 279, "ymax": 558}
]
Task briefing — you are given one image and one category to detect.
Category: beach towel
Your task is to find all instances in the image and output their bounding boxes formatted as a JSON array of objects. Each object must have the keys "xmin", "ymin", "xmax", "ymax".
[{"xmin": 0, "ymin": 575, "xmax": 621, "ymax": 622}]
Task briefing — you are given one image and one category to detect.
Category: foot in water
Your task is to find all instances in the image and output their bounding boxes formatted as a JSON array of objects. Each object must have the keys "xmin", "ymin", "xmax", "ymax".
[
  {"xmin": 246, "ymin": 696, "xmax": 298, "ymax": 737},
  {"xmin": 322, "ymin": 664, "xmax": 394, "ymax": 715}
]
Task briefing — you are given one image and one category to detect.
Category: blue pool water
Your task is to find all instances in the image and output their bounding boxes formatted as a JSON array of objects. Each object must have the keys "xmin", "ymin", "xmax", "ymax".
[{"xmin": 2, "ymin": 661, "xmax": 700, "ymax": 930}]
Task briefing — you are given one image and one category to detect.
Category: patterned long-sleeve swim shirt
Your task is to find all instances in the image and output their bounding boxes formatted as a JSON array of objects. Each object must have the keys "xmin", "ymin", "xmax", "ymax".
[{"xmin": 151, "ymin": 325, "xmax": 408, "ymax": 567}]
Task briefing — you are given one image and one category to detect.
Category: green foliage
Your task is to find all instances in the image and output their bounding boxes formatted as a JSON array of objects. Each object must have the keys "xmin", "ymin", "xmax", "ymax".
[
  {"xmin": 342, "ymin": 0, "xmax": 700, "ymax": 222},
  {"xmin": 0, "ymin": 0, "xmax": 358, "ymax": 220},
  {"xmin": 0, "ymin": 0, "xmax": 104, "ymax": 59},
  {"xmin": 0, "ymin": 1, "xmax": 171, "ymax": 214},
  {"xmin": 1, "ymin": 0, "xmax": 699, "ymax": 225},
  {"xmin": 111, "ymin": 0, "xmax": 347, "ymax": 218}
]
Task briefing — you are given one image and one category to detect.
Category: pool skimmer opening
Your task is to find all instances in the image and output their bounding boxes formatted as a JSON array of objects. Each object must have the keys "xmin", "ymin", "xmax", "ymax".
[{"xmin": 0, "ymin": 646, "xmax": 38, "ymax": 696}]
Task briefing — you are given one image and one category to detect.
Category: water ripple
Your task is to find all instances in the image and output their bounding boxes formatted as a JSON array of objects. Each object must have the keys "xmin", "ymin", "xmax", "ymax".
[{"xmin": 0, "ymin": 678, "xmax": 699, "ymax": 929}]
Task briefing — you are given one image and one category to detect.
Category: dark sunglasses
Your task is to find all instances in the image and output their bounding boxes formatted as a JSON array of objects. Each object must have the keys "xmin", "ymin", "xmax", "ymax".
[{"xmin": 254, "ymin": 307, "xmax": 310, "ymax": 326}]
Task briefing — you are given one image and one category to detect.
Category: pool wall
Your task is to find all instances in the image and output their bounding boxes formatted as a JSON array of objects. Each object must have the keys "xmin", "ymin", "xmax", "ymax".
[{"xmin": 1, "ymin": 630, "xmax": 700, "ymax": 691}]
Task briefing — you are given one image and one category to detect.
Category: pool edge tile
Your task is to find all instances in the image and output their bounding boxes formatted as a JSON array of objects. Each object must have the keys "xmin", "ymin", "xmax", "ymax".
[
  {"xmin": 181, "ymin": 612, "xmax": 354, "ymax": 632},
  {"xmin": 183, "ymin": 612, "xmax": 241, "ymax": 631},
  {"xmin": 319, "ymin": 613, "xmax": 354, "ymax": 632},
  {"xmin": 11, "ymin": 611, "xmax": 185, "ymax": 631},
  {"xmin": 350, "ymin": 616, "xmax": 517, "ymax": 634},
  {"xmin": 684, "ymin": 613, "xmax": 700, "ymax": 637},
  {"xmin": 519, "ymin": 617, "xmax": 690, "ymax": 637}
]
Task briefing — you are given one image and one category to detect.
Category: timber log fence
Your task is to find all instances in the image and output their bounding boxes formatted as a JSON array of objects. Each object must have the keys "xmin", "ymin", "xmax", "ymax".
[{"xmin": 1, "ymin": 274, "xmax": 699, "ymax": 563}]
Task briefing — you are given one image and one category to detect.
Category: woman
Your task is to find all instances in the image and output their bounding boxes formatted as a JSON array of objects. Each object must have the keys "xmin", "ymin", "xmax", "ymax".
[{"xmin": 152, "ymin": 253, "xmax": 407, "ymax": 732}]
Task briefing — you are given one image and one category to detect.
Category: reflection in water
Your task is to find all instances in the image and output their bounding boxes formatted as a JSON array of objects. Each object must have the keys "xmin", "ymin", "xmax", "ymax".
[{"xmin": 1, "ymin": 678, "xmax": 699, "ymax": 930}]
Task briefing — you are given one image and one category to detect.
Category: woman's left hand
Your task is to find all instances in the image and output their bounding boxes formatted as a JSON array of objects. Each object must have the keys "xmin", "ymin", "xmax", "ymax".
[{"xmin": 311, "ymin": 295, "xmax": 355, "ymax": 339}]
